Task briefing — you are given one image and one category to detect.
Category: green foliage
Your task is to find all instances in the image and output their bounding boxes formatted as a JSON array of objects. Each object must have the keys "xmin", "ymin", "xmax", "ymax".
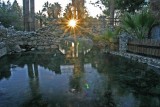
[
  {"xmin": 35, "ymin": 11, "xmax": 46, "ymax": 27},
  {"xmin": 63, "ymin": 3, "xmax": 88, "ymax": 20},
  {"xmin": 63, "ymin": 3, "xmax": 73, "ymax": 19},
  {"xmin": 121, "ymin": 11, "xmax": 156, "ymax": 39},
  {"xmin": 0, "ymin": 0, "xmax": 23, "ymax": 30},
  {"xmin": 115, "ymin": 0, "xmax": 145, "ymax": 13},
  {"xmin": 93, "ymin": 0, "xmax": 145, "ymax": 15},
  {"xmin": 94, "ymin": 27, "xmax": 120, "ymax": 43}
]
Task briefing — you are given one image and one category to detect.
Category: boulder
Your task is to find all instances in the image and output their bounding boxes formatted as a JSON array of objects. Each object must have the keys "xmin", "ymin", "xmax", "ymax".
[
  {"xmin": 0, "ymin": 42, "xmax": 7, "ymax": 57},
  {"xmin": 0, "ymin": 42, "xmax": 5, "ymax": 49},
  {"xmin": 0, "ymin": 25, "xmax": 7, "ymax": 37},
  {"xmin": 6, "ymin": 43, "xmax": 21, "ymax": 53}
]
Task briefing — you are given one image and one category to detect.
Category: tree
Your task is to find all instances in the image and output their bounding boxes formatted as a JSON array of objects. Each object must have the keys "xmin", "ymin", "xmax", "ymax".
[
  {"xmin": 72, "ymin": 0, "xmax": 85, "ymax": 19},
  {"xmin": 11, "ymin": 0, "xmax": 23, "ymax": 30},
  {"xmin": 35, "ymin": 10, "xmax": 46, "ymax": 28},
  {"xmin": 0, "ymin": 0, "xmax": 23, "ymax": 30},
  {"xmin": 42, "ymin": 1, "xmax": 52, "ymax": 18},
  {"xmin": 92, "ymin": 0, "xmax": 146, "ymax": 26},
  {"xmin": 121, "ymin": 11, "xmax": 156, "ymax": 39},
  {"xmin": 63, "ymin": 3, "xmax": 73, "ymax": 19},
  {"xmin": 53, "ymin": 2, "xmax": 61, "ymax": 18},
  {"xmin": 42, "ymin": 2, "xmax": 61, "ymax": 19}
]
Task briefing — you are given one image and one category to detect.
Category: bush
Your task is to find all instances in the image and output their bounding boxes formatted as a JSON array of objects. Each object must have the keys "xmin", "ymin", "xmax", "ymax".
[{"xmin": 121, "ymin": 10, "xmax": 157, "ymax": 39}]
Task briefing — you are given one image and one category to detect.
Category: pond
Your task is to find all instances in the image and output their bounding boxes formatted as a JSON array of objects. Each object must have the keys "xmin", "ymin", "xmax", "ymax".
[{"xmin": 0, "ymin": 38, "xmax": 160, "ymax": 107}]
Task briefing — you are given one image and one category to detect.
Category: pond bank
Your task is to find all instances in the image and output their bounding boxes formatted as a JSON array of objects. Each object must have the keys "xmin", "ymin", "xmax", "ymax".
[{"xmin": 109, "ymin": 51, "xmax": 160, "ymax": 69}]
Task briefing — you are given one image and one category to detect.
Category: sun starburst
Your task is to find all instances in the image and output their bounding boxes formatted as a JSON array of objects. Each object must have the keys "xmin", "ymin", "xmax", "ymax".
[{"xmin": 68, "ymin": 19, "xmax": 77, "ymax": 28}]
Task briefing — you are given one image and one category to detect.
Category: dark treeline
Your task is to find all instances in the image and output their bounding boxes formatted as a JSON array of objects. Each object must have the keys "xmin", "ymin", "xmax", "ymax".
[{"xmin": 0, "ymin": 0, "xmax": 23, "ymax": 30}]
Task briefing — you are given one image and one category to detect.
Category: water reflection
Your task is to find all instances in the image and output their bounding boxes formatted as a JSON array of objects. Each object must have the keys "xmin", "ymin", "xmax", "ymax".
[
  {"xmin": 0, "ymin": 57, "xmax": 11, "ymax": 80},
  {"xmin": 22, "ymin": 64, "xmax": 43, "ymax": 107},
  {"xmin": 59, "ymin": 37, "xmax": 93, "ymax": 57},
  {"xmin": 0, "ymin": 46, "xmax": 160, "ymax": 107}
]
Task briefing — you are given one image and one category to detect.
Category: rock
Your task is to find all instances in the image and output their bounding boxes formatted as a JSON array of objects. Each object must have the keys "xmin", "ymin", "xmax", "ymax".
[
  {"xmin": 0, "ymin": 25, "xmax": 7, "ymax": 37},
  {"xmin": 0, "ymin": 47, "xmax": 7, "ymax": 57},
  {"xmin": 119, "ymin": 33, "xmax": 132, "ymax": 53},
  {"xmin": 0, "ymin": 42, "xmax": 7, "ymax": 57},
  {"xmin": 31, "ymin": 48, "xmax": 35, "ymax": 51},
  {"xmin": 0, "ymin": 42, "xmax": 5, "ymax": 49},
  {"xmin": 6, "ymin": 43, "xmax": 21, "ymax": 53},
  {"xmin": 22, "ymin": 49, "xmax": 26, "ymax": 52},
  {"xmin": 12, "ymin": 45, "xmax": 22, "ymax": 53}
]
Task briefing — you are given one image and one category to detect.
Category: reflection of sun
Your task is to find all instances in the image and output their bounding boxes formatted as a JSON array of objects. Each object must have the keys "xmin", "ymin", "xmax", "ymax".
[{"xmin": 68, "ymin": 19, "xmax": 77, "ymax": 28}]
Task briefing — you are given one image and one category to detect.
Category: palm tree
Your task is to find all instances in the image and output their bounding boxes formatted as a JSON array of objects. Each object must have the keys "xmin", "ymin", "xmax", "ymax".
[
  {"xmin": 42, "ymin": 1, "xmax": 52, "ymax": 18},
  {"xmin": 121, "ymin": 11, "xmax": 156, "ymax": 39},
  {"xmin": 109, "ymin": 0, "xmax": 115, "ymax": 26},
  {"xmin": 23, "ymin": 0, "xmax": 35, "ymax": 31},
  {"xmin": 72, "ymin": 0, "xmax": 85, "ymax": 19},
  {"xmin": 50, "ymin": 4, "xmax": 55, "ymax": 18},
  {"xmin": 53, "ymin": 2, "xmax": 61, "ymax": 18},
  {"xmin": 43, "ymin": 2, "xmax": 61, "ymax": 19},
  {"xmin": 30, "ymin": 0, "xmax": 35, "ymax": 31},
  {"xmin": 23, "ymin": 0, "xmax": 29, "ymax": 31},
  {"xmin": 36, "ymin": 10, "xmax": 46, "ymax": 28},
  {"xmin": 63, "ymin": 3, "xmax": 73, "ymax": 19}
]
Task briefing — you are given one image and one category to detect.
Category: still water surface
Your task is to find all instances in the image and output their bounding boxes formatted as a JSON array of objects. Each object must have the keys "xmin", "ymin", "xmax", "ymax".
[{"xmin": 0, "ymin": 39, "xmax": 160, "ymax": 107}]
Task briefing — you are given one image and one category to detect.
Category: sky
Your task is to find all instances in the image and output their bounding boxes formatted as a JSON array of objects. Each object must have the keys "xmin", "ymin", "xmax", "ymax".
[{"xmin": 8, "ymin": 0, "xmax": 104, "ymax": 17}]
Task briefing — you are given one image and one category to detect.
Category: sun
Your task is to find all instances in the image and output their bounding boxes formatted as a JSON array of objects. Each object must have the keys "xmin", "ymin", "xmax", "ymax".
[{"xmin": 68, "ymin": 19, "xmax": 77, "ymax": 28}]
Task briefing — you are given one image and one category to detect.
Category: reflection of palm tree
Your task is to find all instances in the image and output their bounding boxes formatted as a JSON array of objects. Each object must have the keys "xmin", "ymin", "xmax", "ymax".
[
  {"xmin": 68, "ymin": 56, "xmax": 84, "ymax": 93},
  {"xmin": 0, "ymin": 67, "xmax": 11, "ymax": 80},
  {"xmin": 27, "ymin": 63, "xmax": 38, "ymax": 78},
  {"xmin": 0, "ymin": 57, "xmax": 11, "ymax": 80},
  {"xmin": 22, "ymin": 63, "xmax": 48, "ymax": 107}
]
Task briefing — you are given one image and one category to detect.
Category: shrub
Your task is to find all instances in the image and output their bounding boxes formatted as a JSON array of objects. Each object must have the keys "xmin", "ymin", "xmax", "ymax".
[{"xmin": 121, "ymin": 10, "xmax": 157, "ymax": 39}]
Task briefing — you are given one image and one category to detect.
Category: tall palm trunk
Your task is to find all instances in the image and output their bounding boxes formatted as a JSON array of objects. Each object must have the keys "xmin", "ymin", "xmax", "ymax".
[
  {"xmin": 23, "ymin": 0, "xmax": 35, "ymax": 31},
  {"xmin": 72, "ymin": 0, "xmax": 76, "ymax": 19},
  {"xmin": 109, "ymin": 0, "xmax": 115, "ymax": 26},
  {"xmin": 23, "ymin": 0, "xmax": 29, "ymax": 31},
  {"xmin": 72, "ymin": 0, "xmax": 85, "ymax": 19},
  {"xmin": 30, "ymin": 0, "xmax": 35, "ymax": 31}
]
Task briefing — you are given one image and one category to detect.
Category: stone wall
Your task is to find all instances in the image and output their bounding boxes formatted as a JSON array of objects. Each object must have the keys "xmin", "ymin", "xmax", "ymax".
[
  {"xmin": 110, "ymin": 33, "xmax": 160, "ymax": 68},
  {"xmin": 0, "ymin": 25, "xmax": 64, "ymax": 58},
  {"xmin": 110, "ymin": 51, "xmax": 160, "ymax": 69},
  {"xmin": 119, "ymin": 33, "xmax": 131, "ymax": 52},
  {"xmin": 16, "ymin": 34, "xmax": 60, "ymax": 50}
]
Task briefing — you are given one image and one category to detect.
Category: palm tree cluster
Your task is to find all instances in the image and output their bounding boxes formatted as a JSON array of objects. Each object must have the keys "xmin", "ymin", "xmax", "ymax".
[
  {"xmin": 35, "ymin": 1, "xmax": 62, "ymax": 28},
  {"xmin": 42, "ymin": 1, "xmax": 61, "ymax": 19}
]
